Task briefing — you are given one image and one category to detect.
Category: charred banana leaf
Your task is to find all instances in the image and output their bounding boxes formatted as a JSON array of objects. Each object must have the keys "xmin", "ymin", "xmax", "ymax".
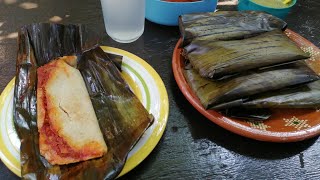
[
  {"xmin": 14, "ymin": 23, "xmax": 153, "ymax": 180},
  {"xmin": 184, "ymin": 30, "xmax": 310, "ymax": 78},
  {"xmin": 179, "ymin": 11, "xmax": 287, "ymax": 46},
  {"xmin": 183, "ymin": 61, "xmax": 319, "ymax": 109}
]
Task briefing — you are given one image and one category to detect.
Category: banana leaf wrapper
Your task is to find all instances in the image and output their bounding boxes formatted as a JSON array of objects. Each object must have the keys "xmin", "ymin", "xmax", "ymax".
[
  {"xmin": 184, "ymin": 30, "xmax": 310, "ymax": 78},
  {"xmin": 215, "ymin": 80, "xmax": 320, "ymax": 109},
  {"xmin": 179, "ymin": 11, "xmax": 287, "ymax": 47},
  {"xmin": 219, "ymin": 108, "xmax": 272, "ymax": 121},
  {"xmin": 107, "ymin": 53, "xmax": 123, "ymax": 70},
  {"xmin": 183, "ymin": 61, "xmax": 320, "ymax": 110},
  {"xmin": 14, "ymin": 23, "xmax": 153, "ymax": 179}
]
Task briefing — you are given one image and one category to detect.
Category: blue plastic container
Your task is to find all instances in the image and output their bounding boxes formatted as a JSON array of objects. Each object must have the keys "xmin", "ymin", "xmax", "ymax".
[
  {"xmin": 146, "ymin": 0, "xmax": 218, "ymax": 26},
  {"xmin": 238, "ymin": 0, "xmax": 296, "ymax": 19}
]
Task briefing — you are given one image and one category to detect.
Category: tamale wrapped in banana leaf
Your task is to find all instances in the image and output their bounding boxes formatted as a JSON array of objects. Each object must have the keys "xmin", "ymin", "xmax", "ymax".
[
  {"xmin": 179, "ymin": 11, "xmax": 287, "ymax": 46},
  {"xmin": 14, "ymin": 23, "xmax": 153, "ymax": 179},
  {"xmin": 215, "ymin": 80, "xmax": 320, "ymax": 109},
  {"xmin": 183, "ymin": 61, "xmax": 319, "ymax": 109},
  {"xmin": 184, "ymin": 30, "xmax": 310, "ymax": 78},
  {"xmin": 219, "ymin": 108, "xmax": 272, "ymax": 121}
]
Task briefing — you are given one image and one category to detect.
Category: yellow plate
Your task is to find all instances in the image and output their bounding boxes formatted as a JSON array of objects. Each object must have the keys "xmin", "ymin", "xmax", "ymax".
[{"xmin": 0, "ymin": 46, "xmax": 169, "ymax": 177}]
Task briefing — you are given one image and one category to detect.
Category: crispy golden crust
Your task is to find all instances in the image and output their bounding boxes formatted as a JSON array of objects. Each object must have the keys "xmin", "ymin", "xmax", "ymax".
[{"xmin": 37, "ymin": 56, "xmax": 107, "ymax": 165}]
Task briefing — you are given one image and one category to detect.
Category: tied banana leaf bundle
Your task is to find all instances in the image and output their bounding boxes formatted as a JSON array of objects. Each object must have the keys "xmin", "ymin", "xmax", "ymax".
[
  {"xmin": 183, "ymin": 61, "xmax": 320, "ymax": 110},
  {"xmin": 214, "ymin": 80, "xmax": 320, "ymax": 109},
  {"xmin": 184, "ymin": 30, "xmax": 310, "ymax": 78},
  {"xmin": 14, "ymin": 23, "xmax": 153, "ymax": 179},
  {"xmin": 179, "ymin": 11, "xmax": 287, "ymax": 46}
]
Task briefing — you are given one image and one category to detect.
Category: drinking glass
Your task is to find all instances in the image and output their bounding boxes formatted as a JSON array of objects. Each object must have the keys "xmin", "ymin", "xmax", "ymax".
[{"xmin": 100, "ymin": 0, "xmax": 145, "ymax": 43}]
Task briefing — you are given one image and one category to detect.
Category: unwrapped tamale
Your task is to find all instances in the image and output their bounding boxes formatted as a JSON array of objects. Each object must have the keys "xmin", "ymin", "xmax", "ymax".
[
  {"xmin": 14, "ymin": 23, "xmax": 153, "ymax": 180},
  {"xmin": 37, "ymin": 56, "xmax": 108, "ymax": 165}
]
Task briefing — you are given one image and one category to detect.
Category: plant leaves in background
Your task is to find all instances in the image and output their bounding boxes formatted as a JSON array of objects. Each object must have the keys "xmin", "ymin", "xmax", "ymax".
[{"xmin": 14, "ymin": 23, "xmax": 153, "ymax": 180}]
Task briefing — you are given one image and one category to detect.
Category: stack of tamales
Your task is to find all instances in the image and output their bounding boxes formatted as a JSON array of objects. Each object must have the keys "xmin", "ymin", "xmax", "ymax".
[{"xmin": 179, "ymin": 11, "xmax": 320, "ymax": 120}]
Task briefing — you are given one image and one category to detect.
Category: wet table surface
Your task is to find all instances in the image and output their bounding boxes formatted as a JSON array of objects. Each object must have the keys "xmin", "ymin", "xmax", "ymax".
[{"xmin": 1, "ymin": 0, "xmax": 320, "ymax": 179}]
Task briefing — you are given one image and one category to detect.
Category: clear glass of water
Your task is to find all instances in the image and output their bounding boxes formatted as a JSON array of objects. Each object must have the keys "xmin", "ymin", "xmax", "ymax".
[{"xmin": 100, "ymin": 0, "xmax": 145, "ymax": 43}]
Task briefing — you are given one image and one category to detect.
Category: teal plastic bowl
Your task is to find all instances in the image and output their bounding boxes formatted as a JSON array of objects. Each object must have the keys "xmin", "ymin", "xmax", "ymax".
[
  {"xmin": 146, "ymin": 0, "xmax": 218, "ymax": 26},
  {"xmin": 238, "ymin": 0, "xmax": 296, "ymax": 19}
]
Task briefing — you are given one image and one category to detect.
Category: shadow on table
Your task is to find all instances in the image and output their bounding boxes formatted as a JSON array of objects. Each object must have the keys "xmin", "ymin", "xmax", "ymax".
[
  {"xmin": 118, "ymin": 132, "xmax": 167, "ymax": 180},
  {"xmin": 170, "ymin": 75, "xmax": 318, "ymax": 160},
  {"xmin": 0, "ymin": 0, "xmax": 105, "ymax": 43}
]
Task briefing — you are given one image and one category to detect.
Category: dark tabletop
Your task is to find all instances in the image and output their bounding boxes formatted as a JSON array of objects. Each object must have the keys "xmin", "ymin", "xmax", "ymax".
[{"xmin": 1, "ymin": 0, "xmax": 320, "ymax": 179}]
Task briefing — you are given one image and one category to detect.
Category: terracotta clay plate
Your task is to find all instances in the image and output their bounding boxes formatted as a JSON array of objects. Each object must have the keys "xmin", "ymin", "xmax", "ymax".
[{"xmin": 172, "ymin": 29, "xmax": 320, "ymax": 142}]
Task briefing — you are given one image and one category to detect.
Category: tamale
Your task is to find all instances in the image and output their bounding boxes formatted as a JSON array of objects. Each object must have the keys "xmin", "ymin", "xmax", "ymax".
[
  {"xmin": 184, "ymin": 30, "xmax": 310, "ymax": 78},
  {"xmin": 60, "ymin": 46, "xmax": 154, "ymax": 179},
  {"xmin": 179, "ymin": 11, "xmax": 287, "ymax": 46},
  {"xmin": 183, "ymin": 61, "xmax": 319, "ymax": 109},
  {"xmin": 219, "ymin": 108, "xmax": 272, "ymax": 121},
  {"xmin": 215, "ymin": 81, "xmax": 320, "ymax": 109},
  {"xmin": 37, "ymin": 56, "xmax": 108, "ymax": 165},
  {"xmin": 14, "ymin": 23, "xmax": 153, "ymax": 179}
]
